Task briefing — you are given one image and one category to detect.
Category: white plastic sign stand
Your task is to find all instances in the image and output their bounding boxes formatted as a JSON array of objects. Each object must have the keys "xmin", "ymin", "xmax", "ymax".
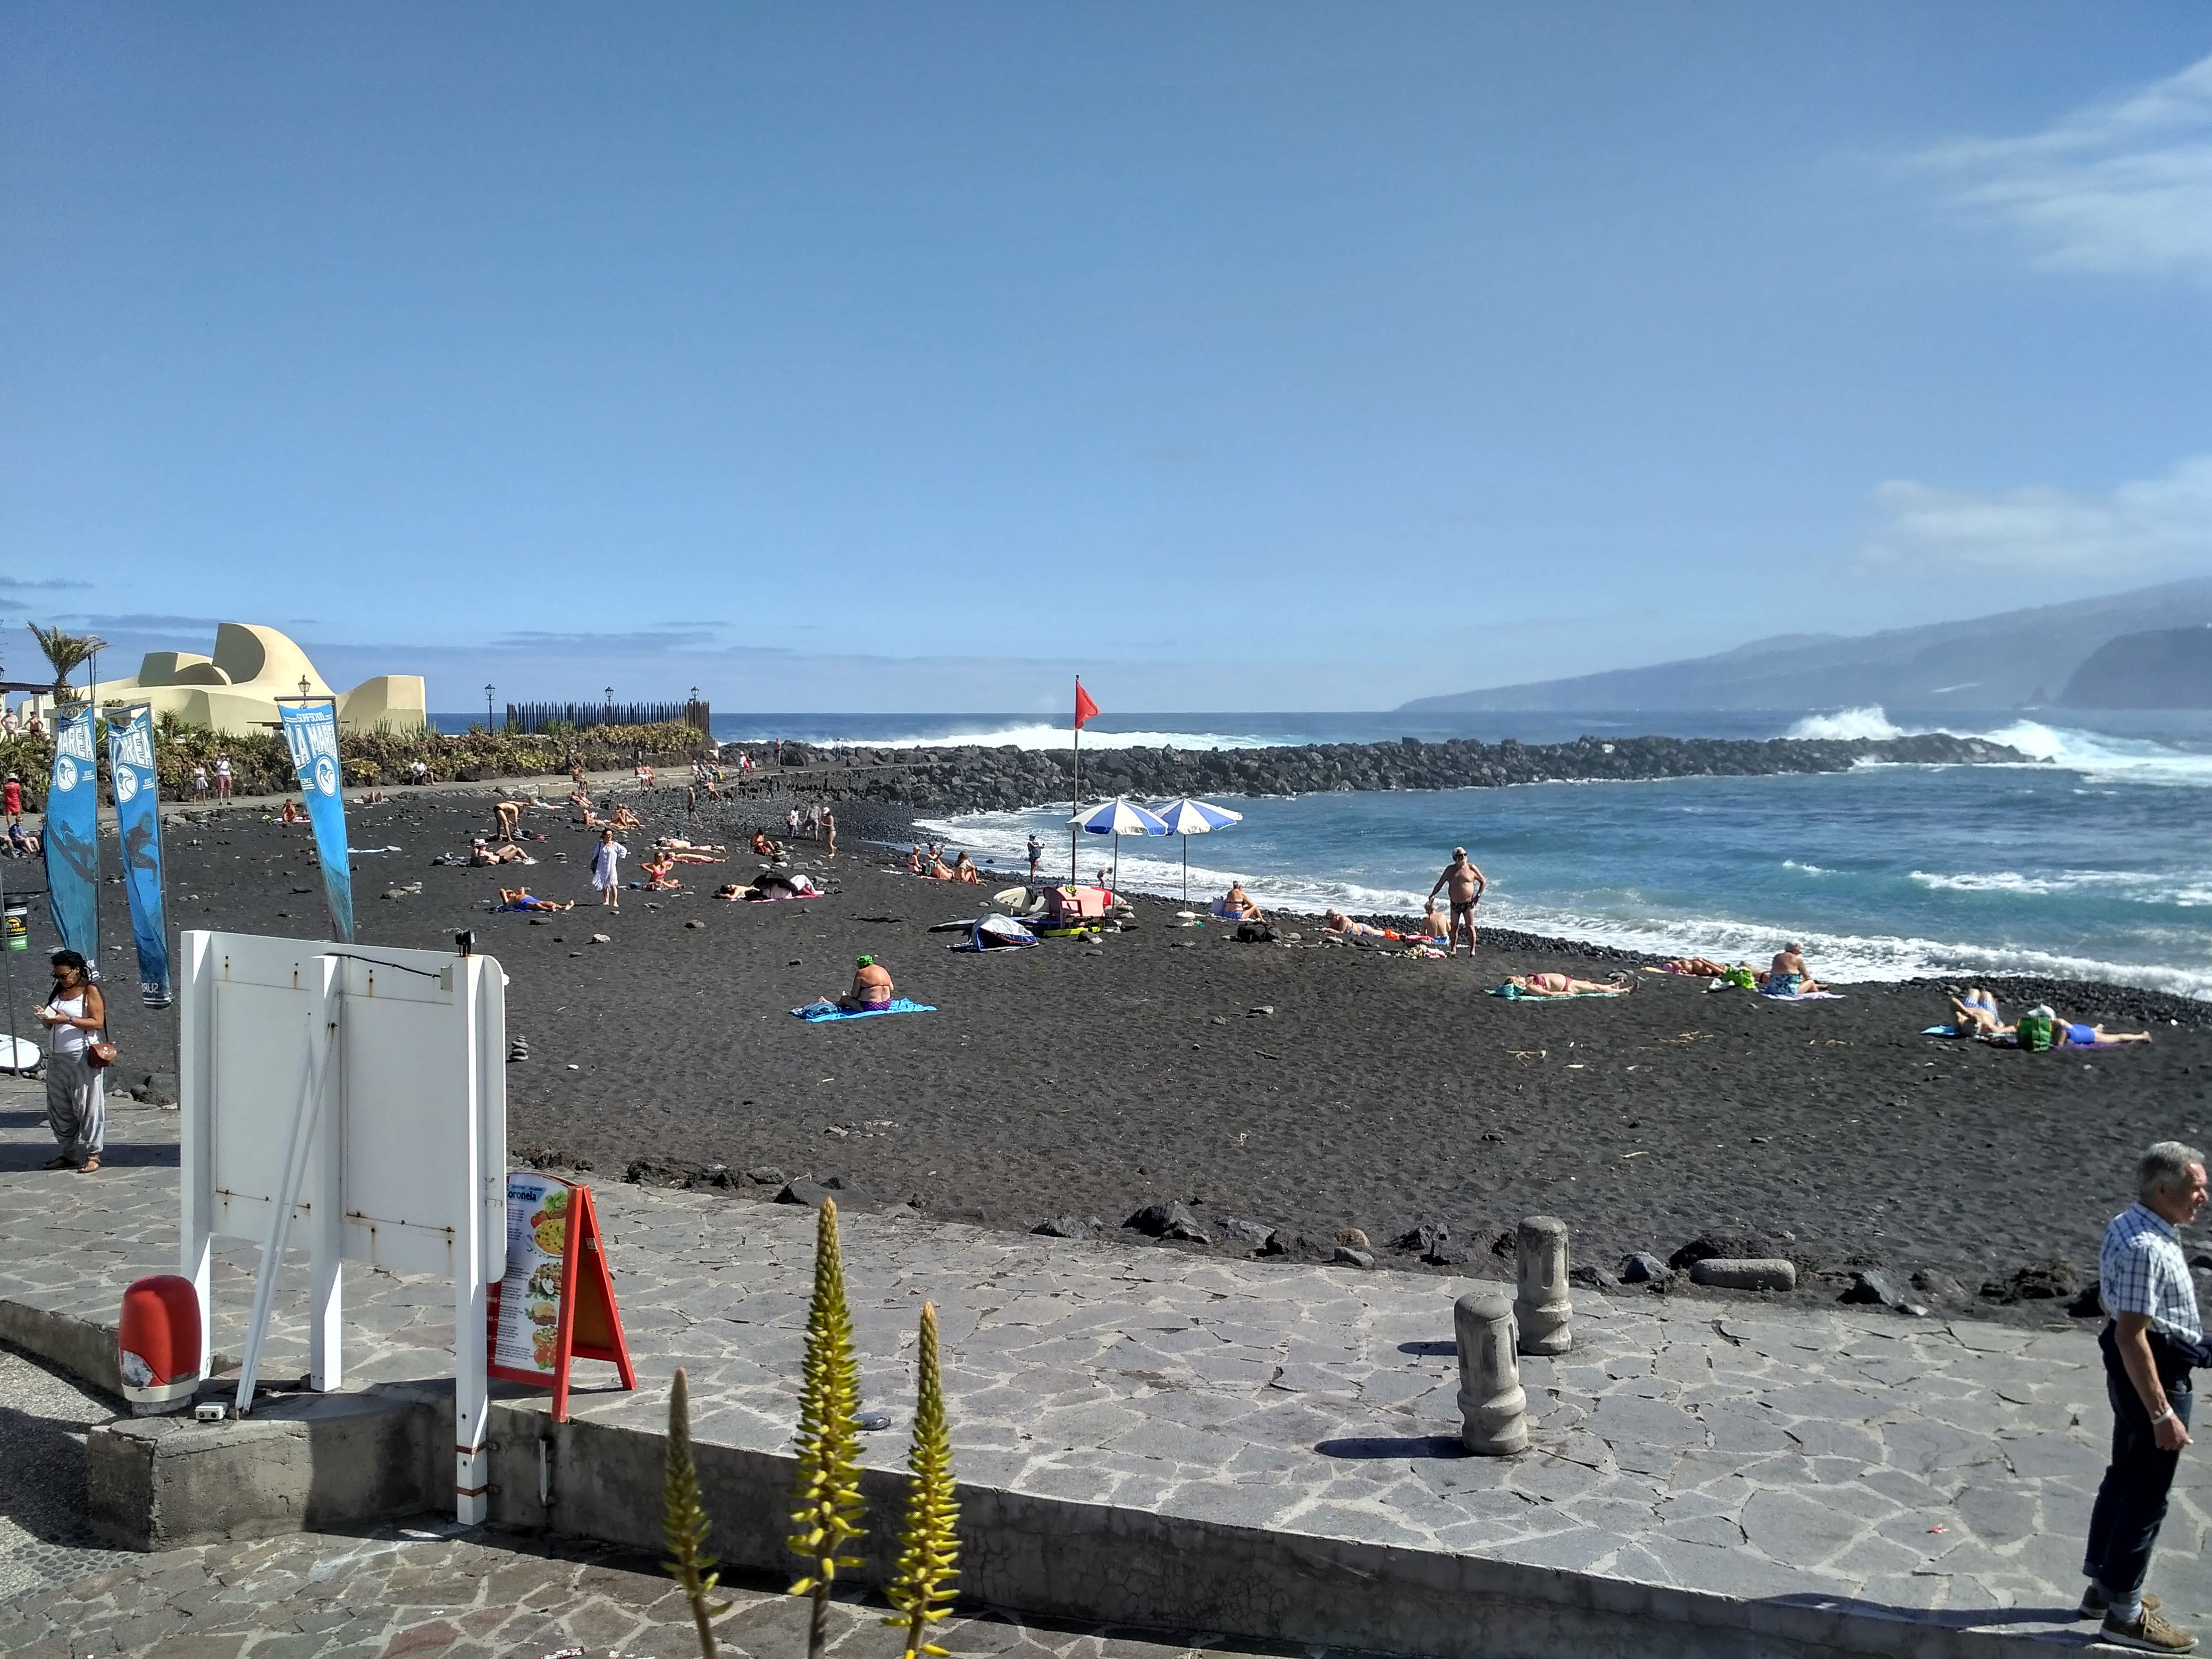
[{"xmin": 178, "ymin": 932, "xmax": 508, "ymax": 1522}]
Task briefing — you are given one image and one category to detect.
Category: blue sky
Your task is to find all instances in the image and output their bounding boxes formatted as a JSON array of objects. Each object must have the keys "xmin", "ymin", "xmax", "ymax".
[{"xmin": 4, "ymin": 4, "xmax": 2209, "ymax": 711}]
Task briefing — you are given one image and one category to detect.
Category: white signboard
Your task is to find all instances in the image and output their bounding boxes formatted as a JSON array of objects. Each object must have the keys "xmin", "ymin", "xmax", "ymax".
[{"xmin": 178, "ymin": 931, "xmax": 508, "ymax": 1521}]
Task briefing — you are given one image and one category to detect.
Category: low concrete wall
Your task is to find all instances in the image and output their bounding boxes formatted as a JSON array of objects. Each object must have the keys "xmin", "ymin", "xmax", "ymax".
[
  {"xmin": 86, "ymin": 1384, "xmax": 449, "ymax": 1551},
  {"xmin": 0, "ymin": 1295, "xmax": 128, "ymax": 1397},
  {"xmin": 483, "ymin": 1396, "xmax": 2062, "ymax": 1659}
]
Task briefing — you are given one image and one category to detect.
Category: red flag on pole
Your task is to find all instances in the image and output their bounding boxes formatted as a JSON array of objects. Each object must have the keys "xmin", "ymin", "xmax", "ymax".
[{"xmin": 1074, "ymin": 680, "xmax": 1099, "ymax": 730}]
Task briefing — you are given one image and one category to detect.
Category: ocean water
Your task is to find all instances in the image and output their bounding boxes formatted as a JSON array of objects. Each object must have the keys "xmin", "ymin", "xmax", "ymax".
[
  {"xmin": 437, "ymin": 703, "xmax": 2212, "ymax": 996},
  {"xmin": 850, "ymin": 707, "xmax": 2210, "ymax": 1000}
]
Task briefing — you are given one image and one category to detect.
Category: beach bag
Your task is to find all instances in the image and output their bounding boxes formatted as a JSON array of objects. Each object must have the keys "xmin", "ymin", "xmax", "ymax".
[
  {"xmin": 2016, "ymin": 1013, "xmax": 2054, "ymax": 1052},
  {"xmin": 1724, "ymin": 965, "xmax": 1756, "ymax": 990},
  {"xmin": 1235, "ymin": 920, "xmax": 1276, "ymax": 944}
]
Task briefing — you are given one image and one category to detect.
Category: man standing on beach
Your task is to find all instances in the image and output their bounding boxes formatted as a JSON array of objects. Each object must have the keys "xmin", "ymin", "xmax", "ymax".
[
  {"xmin": 1428, "ymin": 848, "xmax": 1486, "ymax": 957},
  {"xmin": 2081, "ymin": 1141, "xmax": 2208, "ymax": 1653},
  {"xmin": 1027, "ymin": 834, "xmax": 1043, "ymax": 880}
]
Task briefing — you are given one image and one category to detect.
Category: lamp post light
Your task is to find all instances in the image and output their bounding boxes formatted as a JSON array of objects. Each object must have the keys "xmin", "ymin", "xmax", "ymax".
[
  {"xmin": 485, "ymin": 683, "xmax": 496, "ymax": 728},
  {"xmin": 299, "ymin": 675, "xmax": 312, "ymax": 702}
]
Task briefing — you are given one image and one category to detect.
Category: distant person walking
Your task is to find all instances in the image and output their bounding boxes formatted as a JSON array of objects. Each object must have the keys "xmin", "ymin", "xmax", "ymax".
[
  {"xmin": 3, "ymin": 773, "xmax": 21, "ymax": 828},
  {"xmin": 1027, "ymin": 834, "xmax": 1043, "ymax": 880},
  {"xmin": 787, "ymin": 805, "xmax": 802, "ymax": 840},
  {"xmin": 37, "ymin": 951, "xmax": 105, "ymax": 1175},
  {"xmin": 2080, "ymin": 1141, "xmax": 2210, "ymax": 1653},
  {"xmin": 591, "ymin": 827, "xmax": 628, "ymax": 910},
  {"xmin": 214, "ymin": 753, "xmax": 233, "ymax": 800},
  {"xmin": 189, "ymin": 763, "xmax": 208, "ymax": 802},
  {"xmin": 822, "ymin": 810, "xmax": 836, "ymax": 856},
  {"xmin": 1428, "ymin": 848, "xmax": 1487, "ymax": 958}
]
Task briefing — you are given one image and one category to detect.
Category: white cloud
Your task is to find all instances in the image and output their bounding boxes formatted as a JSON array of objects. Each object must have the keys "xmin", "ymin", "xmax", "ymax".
[
  {"xmin": 1920, "ymin": 53, "xmax": 2212, "ymax": 282},
  {"xmin": 1856, "ymin": 454, "xmax": 2212, "ymax": 575}
]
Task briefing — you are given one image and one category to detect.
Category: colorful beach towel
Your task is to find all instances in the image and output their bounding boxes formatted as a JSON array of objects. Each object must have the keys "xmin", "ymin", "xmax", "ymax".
[
  {"xmin": 791, "ymin": 998, "xmax": 938, "ymax": 1023},
  {"xmin": 1488, "ymin": 984, "xmax": 1626, "ymax": 1000},
  {"xmin": 1923, "ymin": 1024, "xmax": 1963, "ymax": 1036}
]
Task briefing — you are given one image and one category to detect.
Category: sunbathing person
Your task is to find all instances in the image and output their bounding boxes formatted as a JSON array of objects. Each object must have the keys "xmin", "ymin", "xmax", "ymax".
[
  {"xmin": 906, "ymin": 844, "xmax": 923, "ymax": 875},
  {"xmin": 1762, "ymin": 943, "xmax": 1824, "ymax": 996},
  {"xmin": 753, "ymin": 831, "xmax": 781, "ymax": 858},
  {"xmin": 2057, "ymin": 1018, "xmax": 2153, "ymax": 1048},
  {"xmin": 608, "ymin": 805, "xmax": 644, "ymax": 831},
  {"xmin": 1220, "ymin": 881, "xmax": 1264, "ymax": 920},
  {"xmin": 1949, "ymin": 987, "xmax": 2004, "ymax": 1036},
  {"xmin": 280, "ymin": 799, "xmax": 302, "ymax": 825},
  {"xmin": 952, "ymin": 852, "xmax": 980, "ymax": 884},
  {"xmin": 498, "ymin": 887, "xmax": 573, "ymax": 912},
  {"xmin": 642, "ymin": 853, "xmax": 681, "ymax": 891},
  {"xmin": 829, "ymin": 954, "xmax": 894, "ymax": 1012},
  {"xmin": 658, "ymin": 837, "xmax": 725, "ymax": 855},
  {"xmin": 1664, "ymin": 956, "xmax": 1734, "ymax": 978},
  {"xmin": 468, "ymin": 839, "xmax": 529, "ymax": 866},
  {"xmin": 1504, "ymin": 971, "xmax": 1635, "ymax": 996},
  {"xmin": 1324, "ymin": 910, "xmax": 1387, "ymax": 938},
  {"xmin": 1414, "ymin": 900, "xmax": 1451, "ymax": 941}
]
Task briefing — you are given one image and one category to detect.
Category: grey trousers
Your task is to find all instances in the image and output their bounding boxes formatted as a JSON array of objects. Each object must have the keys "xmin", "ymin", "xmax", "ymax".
[{"xmin": 46, "ymin": 1050, "xmax": 105, "ymax": 1161}]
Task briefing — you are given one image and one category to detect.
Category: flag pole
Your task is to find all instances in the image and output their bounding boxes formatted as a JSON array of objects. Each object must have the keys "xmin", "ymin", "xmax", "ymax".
[{"xmin": 1069, "ymin": 675, "xmax": 1081, "ymax": 883}]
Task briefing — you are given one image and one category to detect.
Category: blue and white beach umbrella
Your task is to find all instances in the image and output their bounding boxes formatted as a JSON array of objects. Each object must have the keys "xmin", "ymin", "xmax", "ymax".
[
  {"xmin": 1068, "ymin": 798, "xmax": 1170, "ymax": 893},
  {"xmin": 1151, "ymin": 798, "xmax": 1244, "ymax": 903}
]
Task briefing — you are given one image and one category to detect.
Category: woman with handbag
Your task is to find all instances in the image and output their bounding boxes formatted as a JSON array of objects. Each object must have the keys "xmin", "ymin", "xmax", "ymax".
[{"xmin": 37, "ymin": 950, "xmax": 108, "ymax": 1174}]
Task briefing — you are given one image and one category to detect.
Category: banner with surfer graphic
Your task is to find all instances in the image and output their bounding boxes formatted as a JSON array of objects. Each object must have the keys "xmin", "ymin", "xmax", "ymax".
[
  {"xmin": 277, "ymin": 700, "xmax": 354, "ymax": 942},
  {"xmin": 106, "ymin": 706, "xmax": 173, "ymax": 1007},
  {"xmin": 42, "ymin": 706, "xmax": 100, "ymax": 968}
]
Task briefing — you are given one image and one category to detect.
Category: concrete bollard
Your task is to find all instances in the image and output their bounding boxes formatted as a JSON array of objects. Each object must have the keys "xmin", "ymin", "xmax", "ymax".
[
  {"xmin": 1514, "ymin": 1215, "xmax": 1572, "ymax": 1355},
  {"xmin": 1454, "ymin": 1289, "xmax": 1528, "ymax": 1455},
  {"xmin": 1689, "ymin": 1256, "xmax": 1797, "ymax": 1293}
]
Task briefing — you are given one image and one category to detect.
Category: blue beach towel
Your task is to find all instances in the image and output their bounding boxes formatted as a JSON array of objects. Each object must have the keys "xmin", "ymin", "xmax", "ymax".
[
  {"xmin": 791, "ymin": 997, "xmax": 939, "ymax": 1023},
  {"xmin": 1488, "ymin": 984, "xmax": 1623, "ymax": 1000},
  {"xmin": 1923, "ymin": 1024, "xmax": 1962, "ymax": 1036}
]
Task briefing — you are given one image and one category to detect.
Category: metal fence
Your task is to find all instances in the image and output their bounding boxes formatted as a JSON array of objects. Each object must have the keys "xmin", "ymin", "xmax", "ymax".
[{"xmin": 505, "ymin": 699, "xmax": 711, "ymax": 735}]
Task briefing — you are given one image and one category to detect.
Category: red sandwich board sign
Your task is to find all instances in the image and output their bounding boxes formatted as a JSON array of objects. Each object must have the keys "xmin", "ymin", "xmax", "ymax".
[{"xmin": 487, "ymin": 1172, "xmax": 636, "ymax": 1421}]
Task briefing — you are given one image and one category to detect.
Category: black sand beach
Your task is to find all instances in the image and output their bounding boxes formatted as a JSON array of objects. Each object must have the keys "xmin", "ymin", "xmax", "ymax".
[{"xmin": 25, "ymin": 783, "xmax": 2212, "ymax": 1324}]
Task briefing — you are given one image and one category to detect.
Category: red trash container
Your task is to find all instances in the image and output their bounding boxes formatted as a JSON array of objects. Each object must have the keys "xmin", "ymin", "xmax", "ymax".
[{"xmin": 119, "ymin": 1275, "xmax": 202, "ymax": 1414}]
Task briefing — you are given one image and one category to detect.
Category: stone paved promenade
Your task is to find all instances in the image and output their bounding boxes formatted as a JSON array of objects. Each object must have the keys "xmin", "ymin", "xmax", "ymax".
[{"xmin": 3, "ymin": 1077, "xmax": 2208, "ymax": 1654}]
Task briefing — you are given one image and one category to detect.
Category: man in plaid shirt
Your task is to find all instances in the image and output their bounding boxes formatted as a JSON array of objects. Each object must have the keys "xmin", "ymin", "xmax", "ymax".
[{"xmin": 2083, "ymin": 1141, "xmax": 2209, "ymax": 1653}]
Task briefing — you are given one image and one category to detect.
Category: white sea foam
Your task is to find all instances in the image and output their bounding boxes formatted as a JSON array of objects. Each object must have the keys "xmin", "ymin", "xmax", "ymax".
[
  {"xmin": 1782, "ymin": 860, "xmax": 1832, "ymax": 875},
  {"xmin": 1909, "ymin": 868, "xmax": 2212, "ymax": 906},
  {"xmin": 917, "ymin": 810, "xmax": 2212, "ymax": 999},
  {"xmin": 859, "ymin": 723, "xmax": 1279, "ymax": 752},
  {"xmin": 1786, "ymin": 705, "xmax": 2212, "ymax": 788},
  {"xmin": 1786, "ymin": 707, "xmax": 1906, "ymax": 741}
]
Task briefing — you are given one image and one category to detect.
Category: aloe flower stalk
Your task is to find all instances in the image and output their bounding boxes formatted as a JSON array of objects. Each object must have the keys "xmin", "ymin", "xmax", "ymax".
[
  {"xmin": 884, "ymin": 1302, "xmax": 960, "ymax": 1658},
  {"xmin": 786, "ymin": 1198, "xmax": 867, "ymax": 1659},
  {"xmin": 662, "ymin": 1367, "xmax": 729, "ymax": 1659}
]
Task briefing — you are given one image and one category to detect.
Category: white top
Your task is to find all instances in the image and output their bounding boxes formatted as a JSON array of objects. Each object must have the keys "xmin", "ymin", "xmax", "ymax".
[
  {"xmin": 591, "ymin": 840, "xmax": 627, "ymax": 886},
  {"xmin": 47, "ymin": 990, "xmax": 90, "ymax": 1057}
]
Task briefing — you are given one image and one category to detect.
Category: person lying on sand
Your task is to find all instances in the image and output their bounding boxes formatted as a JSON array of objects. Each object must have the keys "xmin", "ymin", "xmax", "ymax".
[
  {"xmin": 1950, "ymin": 987, "xmax": 2004, "ymax": 1036},
  {"xmin": 2058, "ymin": 1019, "xmax": 2152, "ymax": 1047},
  {"xmin": 1503, "ymin": 971, "xmax": 1635, "ymax": 997},
  {"xmin": 468, "ymin": 839, "xmax": 529, "ymax": 866},
  {"xmin": 1762, "ymin": 943, "xmax": 1823, "ymax": 996},
  {"xmin": 1665, "ymin": 956, "xmax": 1735, "ymax": 978},
  {"xmin": 828, "ymin": 954, "xmax": 894, "ymax": 1012},
  {"xmin": 1324, "ymin": 910, "xmax": 1387, "ymax": 938},
  {"xmin": 498, "ymin": 887, "xmax": 573, "ymax": 912},
  {"xmin": 657, "ymin": 837, "xmax": 725, "ymax": 854}
]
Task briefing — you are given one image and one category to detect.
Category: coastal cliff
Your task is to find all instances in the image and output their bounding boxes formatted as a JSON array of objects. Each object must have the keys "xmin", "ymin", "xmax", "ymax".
[{"xmin": 774, "ymin": 730, "xmax": 2029, "ymax": 814}]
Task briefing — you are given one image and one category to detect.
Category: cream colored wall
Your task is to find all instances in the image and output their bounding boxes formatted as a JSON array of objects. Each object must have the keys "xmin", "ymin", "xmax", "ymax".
[{"xmin": 34, "ymin": 623, "xmax": 426, "ymax": 736}]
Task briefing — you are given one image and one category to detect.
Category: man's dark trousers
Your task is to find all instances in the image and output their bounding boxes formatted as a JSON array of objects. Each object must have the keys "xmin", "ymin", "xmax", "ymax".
[{"xmin": 2085, "ymin": 1325, "xmax": 2194, "ymax": 1598}]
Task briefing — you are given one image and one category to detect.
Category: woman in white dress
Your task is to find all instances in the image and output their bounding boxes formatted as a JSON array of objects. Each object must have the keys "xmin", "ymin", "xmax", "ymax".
[
  {"xmin": 38, "ymin": 950, "xmax": 105, "ymax": 1174},
  {"xmin": 591, "ymin": 826, "xmax": 627, "ymax": 909}
]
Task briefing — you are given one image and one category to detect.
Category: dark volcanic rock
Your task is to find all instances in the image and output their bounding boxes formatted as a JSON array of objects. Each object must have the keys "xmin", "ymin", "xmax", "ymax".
[
  {"xmin": 1620, "ymin": 1252, "xmax": 1671, "ymax": 1285},
  {"xmin": 1124, "ymin": 1200, "xmax": 1210, "ymax": 1243},
  {"xmin": 1570, "ymin": 1263, "xmax": 1622, "ymax": 1292},
  {"xmin": 1032, "ymin": 1214, "xmax": 1099, "ymax": 1239},
  {"xmin": 1980, "ymin": 1255, "xmax": 2082, "ymax": 1303},
  {"xmin": 1218, "ymin": 1217, "xmax": 1274, "ymax": 1249}
]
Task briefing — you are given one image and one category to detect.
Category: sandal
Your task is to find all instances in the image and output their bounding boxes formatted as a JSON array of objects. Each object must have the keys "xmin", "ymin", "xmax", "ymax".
[
  {"xmin": 76, "ymin": 1155, "xmax": 100, "ymax": 1174},
  {"xmin": 40, "ymin": 1154, "xmax": 72, "ymax": 1170}
]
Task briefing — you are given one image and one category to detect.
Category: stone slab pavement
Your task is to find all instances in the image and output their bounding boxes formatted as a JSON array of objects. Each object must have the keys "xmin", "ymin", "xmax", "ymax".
[
  {"xmin": 3, "ymin": 1075, "xmax": 2207, "ymax": 1651},
  {"xmin": 0, "ymin": 1342, "xmax": 1284, "ymax": 1659}
]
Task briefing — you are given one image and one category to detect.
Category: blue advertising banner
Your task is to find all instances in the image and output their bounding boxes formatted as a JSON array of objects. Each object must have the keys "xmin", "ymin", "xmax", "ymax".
[
  {"xmin": 279, "ymin": 700, "xmax": 355, "ymax": 942},
  {"xmin": 43, "ymin": 706, "xmax": 101, "ymax": 968},
  {"xmin": 107, "ymin": 706, "xmax": 173, "ymax": 1008}
]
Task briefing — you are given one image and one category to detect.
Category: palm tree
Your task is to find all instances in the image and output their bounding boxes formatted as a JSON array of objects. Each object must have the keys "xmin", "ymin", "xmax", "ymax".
[{"xmin": 24, "ymin": 624, "xmax": 108, "ymax": 703}]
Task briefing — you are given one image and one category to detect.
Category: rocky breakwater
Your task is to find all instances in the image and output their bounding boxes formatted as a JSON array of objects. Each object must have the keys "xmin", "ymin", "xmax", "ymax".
[{"xmin": 794, "ymin": 730, "xmax": 2029, "ymax": 815}]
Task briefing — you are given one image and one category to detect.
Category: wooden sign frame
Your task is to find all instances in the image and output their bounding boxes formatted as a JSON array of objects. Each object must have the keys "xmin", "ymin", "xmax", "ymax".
[{"xmin": 487, "ymin": 1174, "xmax": 636, "ymax": 1421}]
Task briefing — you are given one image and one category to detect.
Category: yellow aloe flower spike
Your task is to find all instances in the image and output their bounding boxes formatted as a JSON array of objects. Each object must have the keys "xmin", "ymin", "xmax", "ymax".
[
  {"xmin": 786, "ymin": 1198, "xmax": 867, "ymax": 1659},
  {"xmin": 884, "ymin": 1302, "xmax": 960, "ymax": 1658},
  {"xmin": 662, "ymin": 1367, "xmax": 730, "ymax": 1659}
]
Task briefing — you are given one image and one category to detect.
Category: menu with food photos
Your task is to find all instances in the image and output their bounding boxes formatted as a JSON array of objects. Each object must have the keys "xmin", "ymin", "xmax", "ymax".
[{"xmin": 485, "ymin": 1172, "xmax": 636, "ymax": 1419}]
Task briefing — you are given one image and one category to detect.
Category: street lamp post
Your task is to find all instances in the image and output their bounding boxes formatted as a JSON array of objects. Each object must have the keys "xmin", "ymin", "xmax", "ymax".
[{"xmin": 485, "ymin": 683, "xmax": 496, "ymax": 728}]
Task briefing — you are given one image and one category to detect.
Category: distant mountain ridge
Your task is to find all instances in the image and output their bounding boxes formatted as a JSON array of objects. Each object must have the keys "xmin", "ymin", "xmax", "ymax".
[{"xmin": 1400, "ymin": 576, "xmax": 2212, "ymax": 713}]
